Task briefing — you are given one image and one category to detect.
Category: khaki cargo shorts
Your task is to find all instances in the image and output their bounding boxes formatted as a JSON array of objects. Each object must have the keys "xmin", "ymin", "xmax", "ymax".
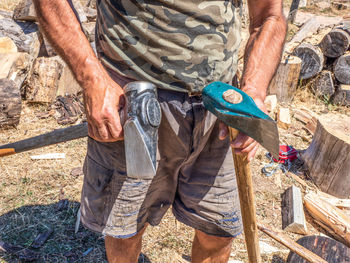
[{"xmin": 80, "ymin": 88, "xmax": 243, "ymax": 238}]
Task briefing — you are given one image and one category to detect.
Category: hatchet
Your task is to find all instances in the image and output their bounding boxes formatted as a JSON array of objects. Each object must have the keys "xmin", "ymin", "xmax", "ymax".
[{"xmin": 202, "ymin": 81, "xmax": 280, "ymax": 263}]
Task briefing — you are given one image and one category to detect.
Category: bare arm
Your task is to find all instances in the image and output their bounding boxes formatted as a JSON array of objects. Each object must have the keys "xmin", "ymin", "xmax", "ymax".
[
  {"xmin": 220, "ymin": 0, "xmax": 287, "ymax": 160},
  {"xmin": 241, "ymin": 0, "xmax": 287, "ymax": 100},
  {"xmin": 33, "ymin": 0, "xmax": 124, "ymax": 142}
]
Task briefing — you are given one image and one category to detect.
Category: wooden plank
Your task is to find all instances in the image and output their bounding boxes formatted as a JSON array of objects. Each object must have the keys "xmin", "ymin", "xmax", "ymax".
[{"xmin": 282, "ymin": 186, "xmax": 308, "ymax": 234}]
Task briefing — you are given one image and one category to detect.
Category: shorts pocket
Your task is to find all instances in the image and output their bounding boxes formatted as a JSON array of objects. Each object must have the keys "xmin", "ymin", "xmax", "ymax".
[
  {"xmin": 81, "ymin": 155, "xmax": 114, "ymax": 228},
  {"xmin": 84, "ymin": 155, "xmax": 114, "ymax": 192}
]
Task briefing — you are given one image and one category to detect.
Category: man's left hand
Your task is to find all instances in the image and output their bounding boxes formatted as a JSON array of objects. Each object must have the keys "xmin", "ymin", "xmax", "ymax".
[{"xmin": 218, "ymin": 88, "xmax": 267, "ymax": 162}]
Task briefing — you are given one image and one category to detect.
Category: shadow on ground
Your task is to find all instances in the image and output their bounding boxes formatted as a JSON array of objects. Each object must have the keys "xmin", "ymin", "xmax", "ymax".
[{"xmin": 0, "ymin": 201, "xmax": 152, "ymax": 262}]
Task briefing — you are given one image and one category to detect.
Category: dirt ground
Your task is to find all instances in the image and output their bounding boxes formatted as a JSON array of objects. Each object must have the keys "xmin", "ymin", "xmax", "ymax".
[{"xmin": 1, "ymin": 1, "xmax": 350, "ymax": 263}]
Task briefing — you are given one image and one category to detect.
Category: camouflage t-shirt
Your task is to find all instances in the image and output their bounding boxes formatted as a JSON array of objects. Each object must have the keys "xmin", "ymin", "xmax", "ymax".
[{"xmin": 95, "ymin": 0, "xmax": 242, "ymax": 93}]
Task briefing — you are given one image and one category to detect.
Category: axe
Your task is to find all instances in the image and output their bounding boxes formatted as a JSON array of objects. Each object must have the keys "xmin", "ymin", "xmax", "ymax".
[
  {"xmin": 0, "ymin": 82, "xmax": 161, "ymax": 181},
  {"xmin": 202, "ymin": 81, "xmax": 280, "ymax": 263}
]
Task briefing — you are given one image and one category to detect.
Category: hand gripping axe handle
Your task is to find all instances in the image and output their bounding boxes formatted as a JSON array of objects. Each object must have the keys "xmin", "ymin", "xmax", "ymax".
[
  {"xmin": 203, "ymin": 82, "xmax": 280, "ymax": 263},
  {"xmin": 0, "ymin": 82, "xmax": 161, "ymax": 182}
]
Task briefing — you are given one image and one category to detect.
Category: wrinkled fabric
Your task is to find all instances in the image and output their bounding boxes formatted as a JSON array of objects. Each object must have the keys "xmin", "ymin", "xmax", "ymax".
[{"xmin": 95, "ymin": 0, "xmax": 242, "ymax": 93}]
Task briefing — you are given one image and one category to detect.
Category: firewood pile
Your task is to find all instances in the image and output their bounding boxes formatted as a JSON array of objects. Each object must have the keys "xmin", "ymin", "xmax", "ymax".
[
  {"xmin": 269, "ymin": 12, "xmax": 350, "ymax": 106},
  {"xmin": 0, "ymin": 0, "xmax": 94, "ymax": 128}
]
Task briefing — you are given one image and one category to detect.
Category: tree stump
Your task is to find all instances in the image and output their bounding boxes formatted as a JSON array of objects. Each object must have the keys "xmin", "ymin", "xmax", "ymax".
[
  {"xmin": 334, "ymin": 52, "xmax": 350, "ymax": 84},
  {"xmin": 268, "ymin": 55, "xmax": 301, "ymax": 102},
  {"xmin": 319, "ymin": 28, "xmax": 350, "ymax": 58},
  {"xmin": 312, "ymin": 70, "xmax": 335, "ymax": 98},
  {"xmin": 0, "ymin": 79, "xmax": 22, "ymax": 128},
  {"xmin": 301, "ymin": 114, "xmax": 350, "ymax": 198},
  {"xmin": 293, "ymin": 43, "xmax": 324, "ymax": 80},
  {"xmin": 333, "ymin": 85, "xmax": 350, "ymax": 106}
]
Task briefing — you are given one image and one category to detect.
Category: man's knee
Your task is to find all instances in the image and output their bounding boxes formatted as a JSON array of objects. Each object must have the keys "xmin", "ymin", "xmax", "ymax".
[
  {"xmin": 194, "ymin": 230, "xmax": 233, "ymax": 251},
  {"xmin": 105, "ymin": 225, "xmax": 147, "ymax": 252}
]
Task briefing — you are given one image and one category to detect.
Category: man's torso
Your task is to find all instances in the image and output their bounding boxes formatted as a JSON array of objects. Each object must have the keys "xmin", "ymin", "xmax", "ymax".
[{"xmin": 95, "ymin": 0, "xmax": 242, "ymax": 93}]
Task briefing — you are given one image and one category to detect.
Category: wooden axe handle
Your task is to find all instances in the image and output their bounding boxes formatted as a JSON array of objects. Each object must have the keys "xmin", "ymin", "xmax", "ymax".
[
  {"xmin": 258, "ymin": 224, "xmax": 328, "ymax": 263},
  {"xmin": 0, "ymin": 148, "xmax": 16, "ymax": 157},
  {"xmin": 229, "ymin": 128, "xmax": 261, "ymax": 263}
]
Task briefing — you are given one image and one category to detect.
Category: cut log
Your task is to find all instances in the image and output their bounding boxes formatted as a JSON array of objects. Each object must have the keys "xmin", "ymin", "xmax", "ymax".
[
  {"xmin": 41, "ymin": 36, "xmax": 56, "ymax": 57},
  {"xmin": 0, "ymin": 37, "xmax": 17, "ymax": 53},
  {"xmin": 301, "ymin": 114, "xmax": 350, "ymax": 198},
  {"xmin": 69, "ymin": 0, "xmax": 88, "ymax": 23},
  {"xmin": 268, "ymin": 55, "xmax": 301, "ymax": 102},
  {"xmin": 0, "ymin": 52, "xmax": 32, "ymax": 88},
  {"xmin": 293, "ymin": 43, "xmax": 324, "ymax": 80},
  {"xmin": 0, "ymin": 79, "xmax": 22, "ymax": 128},
  {"xmin": 312, "ymin": 70, "xmax": 335, "ymax": 98},
  {"xmin": 82, "ymin": 22, "xmax": 95, "ymax": 42},
  {"xmin": 277, "ymin": 107, "xmax": 291, "ymax": 130},
  {"xmin": 317, "ymin": 190, "xmax": 350, "ymax": 209},
  {"xmin": 57, "ymin": 63, "xmax": 82, "ymax": 96},
  {"xmin": 282, "ymin": 186, "xmax": 307, "ymax": 235},
  {"xmin": 332, "ymin": 84, "xmax": 350, "ymax": 106},
  {"xmin": 290, "ymin": 17, "xmax": 321, "ymax": 44},
  {"xmin": 264, "ymin": 95, "xmax": 277, "ymax": 114},
  {"xmin": 334, "ymin": 52, "xmax": 350, "ymax": 84},
  {"xmin": 13, "ymin": 0, "xmax": 37, "ymax": 22},
  {"xmin": 287, "ymin": 235, "xmax": 350, "ymax": 263},
  {"xmin": 83, "ymin": 7, "xmax": 97, "ymax": 22},
  {"xmin": 319, "ymin": 28, "xmax": 350, "ymax": 58},
  {"xmin": 23, "ymin": 56, "xmax": 63, "ymax": 103},
  {"xmin": 293, "ymin": 108, "xmax": 318, "ymax": 135},
  {"xmin": 304, "ymin": 192, "xmax": 350, "ymax": 247},
  {"xmin": 0, "ymin": 18, "xmax": 41, "ymax": 57}
]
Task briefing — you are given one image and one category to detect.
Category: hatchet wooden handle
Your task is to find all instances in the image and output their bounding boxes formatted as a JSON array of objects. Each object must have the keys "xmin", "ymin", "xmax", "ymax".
[
  {"xmin": 230, "ymin": 128, "xmax": 261, "ymax": 263},
  {"xmin": 0, "ymin": 148, "xmax": 16, "ymax": 157}
]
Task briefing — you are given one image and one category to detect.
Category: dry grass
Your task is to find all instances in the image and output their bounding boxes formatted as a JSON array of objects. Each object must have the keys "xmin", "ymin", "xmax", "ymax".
[
  {"xmin": 1, "ymin": 0, "xmax": 349, "ymax": 262},
  {"xmin": 1, "ymin": 92, "xmax": 340, "ymax": 262},
  {"xmin": 0, "ymin": 0, "xmax": 21, "ymax": 11}
]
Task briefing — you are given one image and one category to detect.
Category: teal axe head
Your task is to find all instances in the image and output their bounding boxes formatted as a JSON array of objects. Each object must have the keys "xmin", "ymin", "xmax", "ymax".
[{"xmin": 202, "ymin": 82, "xmax": 280, "ymax": 158}]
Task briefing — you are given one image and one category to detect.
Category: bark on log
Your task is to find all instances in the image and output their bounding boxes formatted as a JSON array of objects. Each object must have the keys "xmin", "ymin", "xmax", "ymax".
[
  {"xmin": 334, "ymin": 52, "xmax": 350, "ymax": 84},
  {"xmin": 268, "ymin": 55, "xmax": 301, "ymax": 102},
  {"xmin": 23, "ymin": 56, "xmax": 63, "ymax": 103},
  {"xmin": 0, "ymin": 18, "xmax": 41, "ymax": 57},
  {"xmin": 293, "ymin": 43, "xmax": 324, "ymax": 80},
  {"xmin": 312, "ymin": 70, "xmax": 335, "ymax": 98},
  {"xmin": 332, "ymin": 85, "xmax": 350, "ymax": 106},
  {"xmin": 0, "ymin": 37, "xmax": 18, "ymax": 53},
  {"xmin": 282, "ymin": 186, "xmax": 307, "ymax": 234},
  {"xmin": 319, "ymin": 28, "xmax": 350, "ymax": 58},
  {"xmin": 13, "ymin": 0, "xmax": 37, "ymax": 22},
  {"xmin": 0, "ymin": 52, "xmax": 32, "ymax": 88},
  {"xmin": 304, "ymin": 192, "xmax": 350, "ymax": 247},
  {"xmin": 0, "ymin": 79, "xmax": 22, "ymax": 128},
  {"xmin": 301, "ymin": 114, "xmax": 350, "ymax": 198},
  {"xmin": 287, "ymin": 235, "xmax": 350, "ymax": 263}
]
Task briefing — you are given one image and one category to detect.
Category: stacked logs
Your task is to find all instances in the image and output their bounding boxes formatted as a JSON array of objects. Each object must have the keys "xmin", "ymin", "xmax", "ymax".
[
  {"xmin": 269, "ymin": 17, "xmax": 350, "ymax": 106},
  {"xmin": 0, "ymin": 0, "xmax": 95, "ymax": 128}
]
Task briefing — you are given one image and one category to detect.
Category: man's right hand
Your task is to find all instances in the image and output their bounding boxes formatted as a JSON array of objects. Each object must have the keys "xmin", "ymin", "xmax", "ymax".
[{"xmin": 84, "ymin": 73, "xmax": 125, "ymax": 142}]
